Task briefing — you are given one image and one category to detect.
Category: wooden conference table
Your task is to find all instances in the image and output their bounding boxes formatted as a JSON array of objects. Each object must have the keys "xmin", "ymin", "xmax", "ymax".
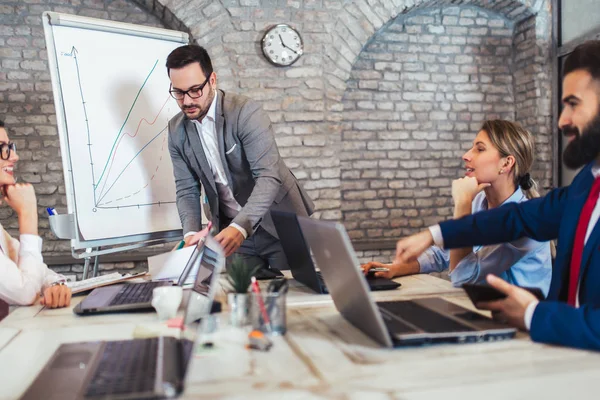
[{"xmin": 0, "ymin": 274, "xmax": 599, "ymax": 399}]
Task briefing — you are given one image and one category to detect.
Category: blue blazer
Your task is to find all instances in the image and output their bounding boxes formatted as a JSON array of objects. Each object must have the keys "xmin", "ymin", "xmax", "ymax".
[{"xmin": 439, "ymin": 162, "xmax": 600, "ymax": 350}]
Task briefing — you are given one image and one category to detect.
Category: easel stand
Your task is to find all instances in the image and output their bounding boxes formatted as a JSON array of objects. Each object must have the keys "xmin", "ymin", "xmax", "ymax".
[{"xmin": 49, "ymin": 213, "xmax": 180, "ymax": 280}]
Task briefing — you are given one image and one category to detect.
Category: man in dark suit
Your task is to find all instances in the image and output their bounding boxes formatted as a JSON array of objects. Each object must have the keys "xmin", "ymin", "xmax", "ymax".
[
  {"xmin": 165, "ymin": 45, "xmax": 314, "ymax": 271},
  {"xmin": 394, "ymin": 40, "xmax": 600, "ymax": 351}
]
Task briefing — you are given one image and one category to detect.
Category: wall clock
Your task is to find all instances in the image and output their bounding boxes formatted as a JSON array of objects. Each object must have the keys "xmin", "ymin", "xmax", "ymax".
[{"xmin": 261, "ymin": 24, "xmax": 303, "ymax": 67}]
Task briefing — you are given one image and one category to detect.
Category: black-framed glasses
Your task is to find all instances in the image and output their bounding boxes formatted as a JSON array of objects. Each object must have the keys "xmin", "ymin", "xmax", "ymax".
[
  {"xmin": 169, "ymin": 76, "xmax": 210, "ymax": 100},
  {"xmin": 0, "ymin": 142, "xmax": 16, "ymax": 160}
]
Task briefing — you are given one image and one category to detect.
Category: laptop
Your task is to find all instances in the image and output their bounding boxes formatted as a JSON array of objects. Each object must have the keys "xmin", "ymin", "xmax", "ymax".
[
  {"xmin": 271, "ymin": 211, "xmax": 400, "ymax": 292},
  {"xmin": 21, "ymin": 235, "xmax": 225, "ymax": 400},
  {"xmin": 74, "ymin": 240, "xmax": 205, "ymax": 315},
  {"xmin": 297, "ymin": 216, "xmax": 517, "ymax": 347}
]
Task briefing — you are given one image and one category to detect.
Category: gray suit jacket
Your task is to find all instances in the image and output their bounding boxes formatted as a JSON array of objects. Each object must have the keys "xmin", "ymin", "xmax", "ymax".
[{"xmin": 168, "ymin": 90, "xmax": 314, "ymax": 238}]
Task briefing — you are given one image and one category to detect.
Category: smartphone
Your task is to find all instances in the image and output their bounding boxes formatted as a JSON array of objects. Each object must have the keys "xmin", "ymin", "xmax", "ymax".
[{"xmin": 462, "ymin": 283, "xmax": 545, "ymax": 308}]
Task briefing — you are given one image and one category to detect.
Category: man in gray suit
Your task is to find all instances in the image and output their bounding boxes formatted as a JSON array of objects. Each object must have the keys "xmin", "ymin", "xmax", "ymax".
[{"xmin": 166, "ymin": 45, "xmax": 314, "ymax": 272}]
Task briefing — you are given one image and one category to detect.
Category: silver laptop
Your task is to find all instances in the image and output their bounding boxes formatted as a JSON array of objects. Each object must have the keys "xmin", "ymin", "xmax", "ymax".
[
  {"xmin": 21, "ymin": 235, "xmax": 225, "ymax": 399},
  {"xmin": 297, "ymin": 217, "xmax": 517, "ymax": 347},
  {"xmin": 74, "ymin": 240, "xmax": 205, "ymax": 315}
]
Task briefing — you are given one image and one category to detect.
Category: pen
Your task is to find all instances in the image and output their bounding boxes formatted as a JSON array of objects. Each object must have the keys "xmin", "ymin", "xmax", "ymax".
[
  {"xmin": 370, "ymin": 267, "xmax": 390, "ymax": 272},
  {"xmin": 251, "ymin": 276, "xmax": 272, "ymax": 333},
  {"xmin": 46, "ymin": 207, "xmax": 56, "ymax": 216}
]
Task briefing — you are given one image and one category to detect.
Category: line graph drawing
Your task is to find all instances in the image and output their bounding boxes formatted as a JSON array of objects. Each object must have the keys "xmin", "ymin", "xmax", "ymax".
[
  {"xmin": 95, "ymin": 96, "xmax": 171, "ymax": 205},
  {"xmin": 96, "ymin": 126, "xmax": 169, "ymax": 208},
  {"xmin": 45, "ymin": 18, "xmax": 187, "ymax": 243},
  {"xmin": 93, "ymin": 59, "xmax": 158, "ymax": 192},
  {"xmin": 60, "ymin": 47, "xmax": 176, "ymax": 212}
]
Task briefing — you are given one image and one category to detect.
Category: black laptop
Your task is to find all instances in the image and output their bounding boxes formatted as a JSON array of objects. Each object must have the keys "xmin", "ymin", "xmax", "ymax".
[
  {"xmin": 74, "ymin": 239, "xmax": 205, "ymax": 315},
  {"xmin": 298, "ymin": 216, "xmax": 516, "ymax": 347},
  {"xmin": 21, "ymin": 235, "xmax": 225, "ymax": 400},
  {"xmin": 271, "ymin": 210, "xmax": 400, "ymax": 292}
]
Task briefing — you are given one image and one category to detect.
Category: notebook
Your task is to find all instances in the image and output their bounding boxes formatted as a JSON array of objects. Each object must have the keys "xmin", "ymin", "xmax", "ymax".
[{"xmin": 297, "ymin": 216, "xmax": 516, "ymax": 347}]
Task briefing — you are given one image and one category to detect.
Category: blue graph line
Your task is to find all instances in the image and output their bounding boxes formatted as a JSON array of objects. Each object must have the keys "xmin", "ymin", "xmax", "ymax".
[
  {"xmin": 94, "ymin": 59, "xmax": 159, "ymax": 192},
  {"xmin": 97, "ymin": 126, "xmax": 168, "ymax": 205}
]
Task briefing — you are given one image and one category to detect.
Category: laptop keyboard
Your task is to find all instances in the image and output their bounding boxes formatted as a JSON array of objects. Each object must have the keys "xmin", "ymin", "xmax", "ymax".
[
  {"xmin": 378, "ymin": 301, "xmax": 474, "ymax": 333},
  {"xmin": 109, "ymin": 282, "xmax": 164, "ymax": 306},
  {"xmin": 85, "ymin": 338, "xmax": 158, "ymax": 397}
]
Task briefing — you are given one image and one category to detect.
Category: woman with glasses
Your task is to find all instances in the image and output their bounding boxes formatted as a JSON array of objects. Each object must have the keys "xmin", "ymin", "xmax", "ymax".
[{"xmin": 0, "ymin": 120, "xmax": 71, "ymax": 320}]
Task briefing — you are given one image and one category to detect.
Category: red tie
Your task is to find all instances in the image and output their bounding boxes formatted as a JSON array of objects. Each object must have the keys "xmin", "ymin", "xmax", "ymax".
[{"xmin": 568, "ymin": 177, "xmax": 600, "ymax": 306}]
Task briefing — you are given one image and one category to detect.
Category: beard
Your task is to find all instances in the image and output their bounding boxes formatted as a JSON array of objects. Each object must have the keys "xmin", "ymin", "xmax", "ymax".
[
  {"xmin": 180, "ymin": 87, "xmax": 215, "ymax": 121},
  {"xmin": 563, "ymin": 112, "xmax": 600, "ymax": 169}
]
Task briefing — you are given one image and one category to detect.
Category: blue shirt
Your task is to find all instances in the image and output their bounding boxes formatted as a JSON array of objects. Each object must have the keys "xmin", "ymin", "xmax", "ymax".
[{"xmin": 417, "ymin": 188, "xmax": 552, "ymax": 296}]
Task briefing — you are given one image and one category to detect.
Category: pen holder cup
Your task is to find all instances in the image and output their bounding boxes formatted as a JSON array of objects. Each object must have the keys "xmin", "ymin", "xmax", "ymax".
[{"xmin": 250, "ymin": 292, "xmax": 287, "ymax": 335}]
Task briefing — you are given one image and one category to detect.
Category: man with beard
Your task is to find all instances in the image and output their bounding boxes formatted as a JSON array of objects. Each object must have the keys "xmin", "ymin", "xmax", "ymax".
[
  {"xmin": 165, "ymin": 45, "xmax": 314, "ymax": 272},
  {"xmin": 391, "ymin": 40, "xmax": 600, "ymax": 351}
]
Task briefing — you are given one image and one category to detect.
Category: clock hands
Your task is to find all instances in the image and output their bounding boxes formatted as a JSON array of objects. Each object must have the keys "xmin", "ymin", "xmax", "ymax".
[{"xmin": 278, "ymin": 34, "xmax": 298, "ymax": 54}]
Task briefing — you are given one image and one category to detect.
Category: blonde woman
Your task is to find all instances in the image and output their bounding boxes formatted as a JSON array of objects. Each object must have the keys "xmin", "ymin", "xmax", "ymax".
[{"xmin": 363, "ymin": 120, "xmax": 552, "ymax": 295}]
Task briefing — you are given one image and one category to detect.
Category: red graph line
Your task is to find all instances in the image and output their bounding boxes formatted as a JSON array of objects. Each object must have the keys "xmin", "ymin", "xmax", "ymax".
[
  {"xmin": 97, "ymin": 95, "xmax": 171, "ymax": 199},
  {"xmin": 99, "ymin": 134, "xmax": 169, "ymax": 206}
]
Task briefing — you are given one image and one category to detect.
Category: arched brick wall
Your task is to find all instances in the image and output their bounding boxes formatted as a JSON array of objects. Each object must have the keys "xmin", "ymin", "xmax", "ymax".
[{"xmin": 0, "ymin": 0, "xmax": 553, "ymax": 271}]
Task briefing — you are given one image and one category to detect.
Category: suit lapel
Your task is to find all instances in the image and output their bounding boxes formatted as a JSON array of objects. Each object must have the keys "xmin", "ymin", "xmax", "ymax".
[
  {"xmin": 581, "ymin": 219, "xmax": 600, "ymax": 280},
  {"xmin": 564, "ymin": 169, "xmax": 597, "ymax": 280},
  {"xmin": 183, "ymin": 119, "xmax": 216, "ymax": 193},
  {"xmin": 563, "ymin": 191, "xmax": 590, "ymax": 254},
  {"xmin": 215, "ymin": 91, "xmax": 234, "ymax": 187}
]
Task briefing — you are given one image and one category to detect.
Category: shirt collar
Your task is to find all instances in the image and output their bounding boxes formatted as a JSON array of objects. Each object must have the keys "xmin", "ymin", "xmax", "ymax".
[
  {"xmin": 502, "ymin": 186, "xmax": 526, "ymax": 205},
  {"xmin": 479, "ymin": 186, "xmax": 526, "ymax": 211},
  {"xmin": 206, "ymin": 89, "xmax": 218, "ymax": 122},
  {"xmin": 591, "ymin": 163, "xmax": 600, "ymax": 178}
]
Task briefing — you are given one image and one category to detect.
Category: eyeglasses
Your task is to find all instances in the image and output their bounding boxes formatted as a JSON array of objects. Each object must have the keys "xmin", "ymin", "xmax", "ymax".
[
  {"xmin": 0, "ymin": 142, "xmax": 16, "ymax": 160},
  {"xmin": 169, "ymin": 76, "xmax": 210, "ymax": 100}
]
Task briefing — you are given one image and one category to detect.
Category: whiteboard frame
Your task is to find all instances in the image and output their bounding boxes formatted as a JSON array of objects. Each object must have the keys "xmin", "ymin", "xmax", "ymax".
[{"xmin": 43, "ymin": 12, "xmax": 189, "ymax": 252}]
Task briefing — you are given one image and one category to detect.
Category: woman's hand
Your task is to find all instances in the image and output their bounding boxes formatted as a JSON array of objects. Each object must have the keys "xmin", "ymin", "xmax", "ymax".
[
  {"xmin": 40, "ymin": 284, "xmax": 72, "ymax": 309},
  {"xmin": 451, "ymin": 177, "xmax": 490, "ymax": 206},
  {"xmin": 3, "ymin": 183, "xmax": 37, "ymax": 216},
  {"xmin": 3, "ymin": 183, "xmax": 38, "ymax": 235}
]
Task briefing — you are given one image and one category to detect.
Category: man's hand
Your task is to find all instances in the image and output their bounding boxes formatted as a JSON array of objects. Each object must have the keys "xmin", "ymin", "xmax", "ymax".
[
  {"xmin": 178, "ymin": 222, "xmax": 213, "ymax": 250},
  {"xmin": 477, "ymin": 274, "xmax": 538, "ymax": 330},
  {"xmin": 451, "ymin": 176, "xmax": 490, "ymax": 206},
  {"xmin": 361, "ymin": 260, "xmax": 420, "ymax": 279},
  {"xmin": 395, "ymin": 230, "xmax": 434, "ymax": 264},
  {"xmin": 215, "ymin": 226, "xmax": 244, "ymax": 257},
  {"xmin": 40, "ymin": 284, "xmax": 72, "ymax": 309}
]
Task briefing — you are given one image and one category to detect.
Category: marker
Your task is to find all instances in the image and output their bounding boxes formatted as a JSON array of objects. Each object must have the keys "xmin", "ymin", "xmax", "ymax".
[
  {"xmin": 46, "ymin": 207, "xmax": 56, "ymax": 216},
  {"xmin": 175, "ymin": 240, "xmax": 185, "ymax": 250},
  {"xmin": 251, "ymin": 276, "xmax": 272, "ymax": 333}
]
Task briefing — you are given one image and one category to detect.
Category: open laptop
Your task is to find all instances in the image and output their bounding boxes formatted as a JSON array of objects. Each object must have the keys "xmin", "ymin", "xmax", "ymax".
[
  {"xmin": 271, "ymin": 211, "xmax": 400, "ymax": 292},
  {"xmin": 74, "ymin": 240, "xmax": 205, "ymax": 315},
  {"xmin": 21, "ymin": 235, "xmax": 225, "ymax": 400},
  {"xmin": 297, "ymin": 216, "xmax": 517, "ymax": 347}
]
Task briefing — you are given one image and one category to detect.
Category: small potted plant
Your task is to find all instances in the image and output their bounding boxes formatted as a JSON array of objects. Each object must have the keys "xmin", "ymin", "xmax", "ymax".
[{"xmin": 226, "ymin": 256, "xmax": 260, "ymax": 326}]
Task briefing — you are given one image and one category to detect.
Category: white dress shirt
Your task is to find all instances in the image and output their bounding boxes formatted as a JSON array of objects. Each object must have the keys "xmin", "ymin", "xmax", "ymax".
[
  {"xmin": 429, "ymin": 165, "xmax": 600, "ymax": 330},
  {"xmin": 0, "ymin": 223, "xmax": 65, "ymax": 305},
  {"xmin": 187, "ymin": 90, "xmax": 247, "ymax": 239}
]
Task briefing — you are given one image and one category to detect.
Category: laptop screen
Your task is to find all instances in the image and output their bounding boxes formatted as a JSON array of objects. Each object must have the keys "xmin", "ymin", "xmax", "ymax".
[{"xmin": 181, "ymin": 235, "xmax": 225, "ymax": 330}]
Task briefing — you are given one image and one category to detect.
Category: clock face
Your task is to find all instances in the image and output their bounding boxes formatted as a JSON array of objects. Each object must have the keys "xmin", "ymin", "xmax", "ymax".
[{"xmin": 261, "ymin": 24, "xmax": 303, "ymax": 67}]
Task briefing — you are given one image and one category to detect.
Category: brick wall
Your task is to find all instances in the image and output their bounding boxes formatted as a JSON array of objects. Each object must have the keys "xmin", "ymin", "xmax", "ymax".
[
  {"xmin": 0, "ymin": 0, "xmax": 553, "ymax": 277},
  {"xmin": 340, "ymin": 6, "xmax": 551, "ymax": 242}
]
